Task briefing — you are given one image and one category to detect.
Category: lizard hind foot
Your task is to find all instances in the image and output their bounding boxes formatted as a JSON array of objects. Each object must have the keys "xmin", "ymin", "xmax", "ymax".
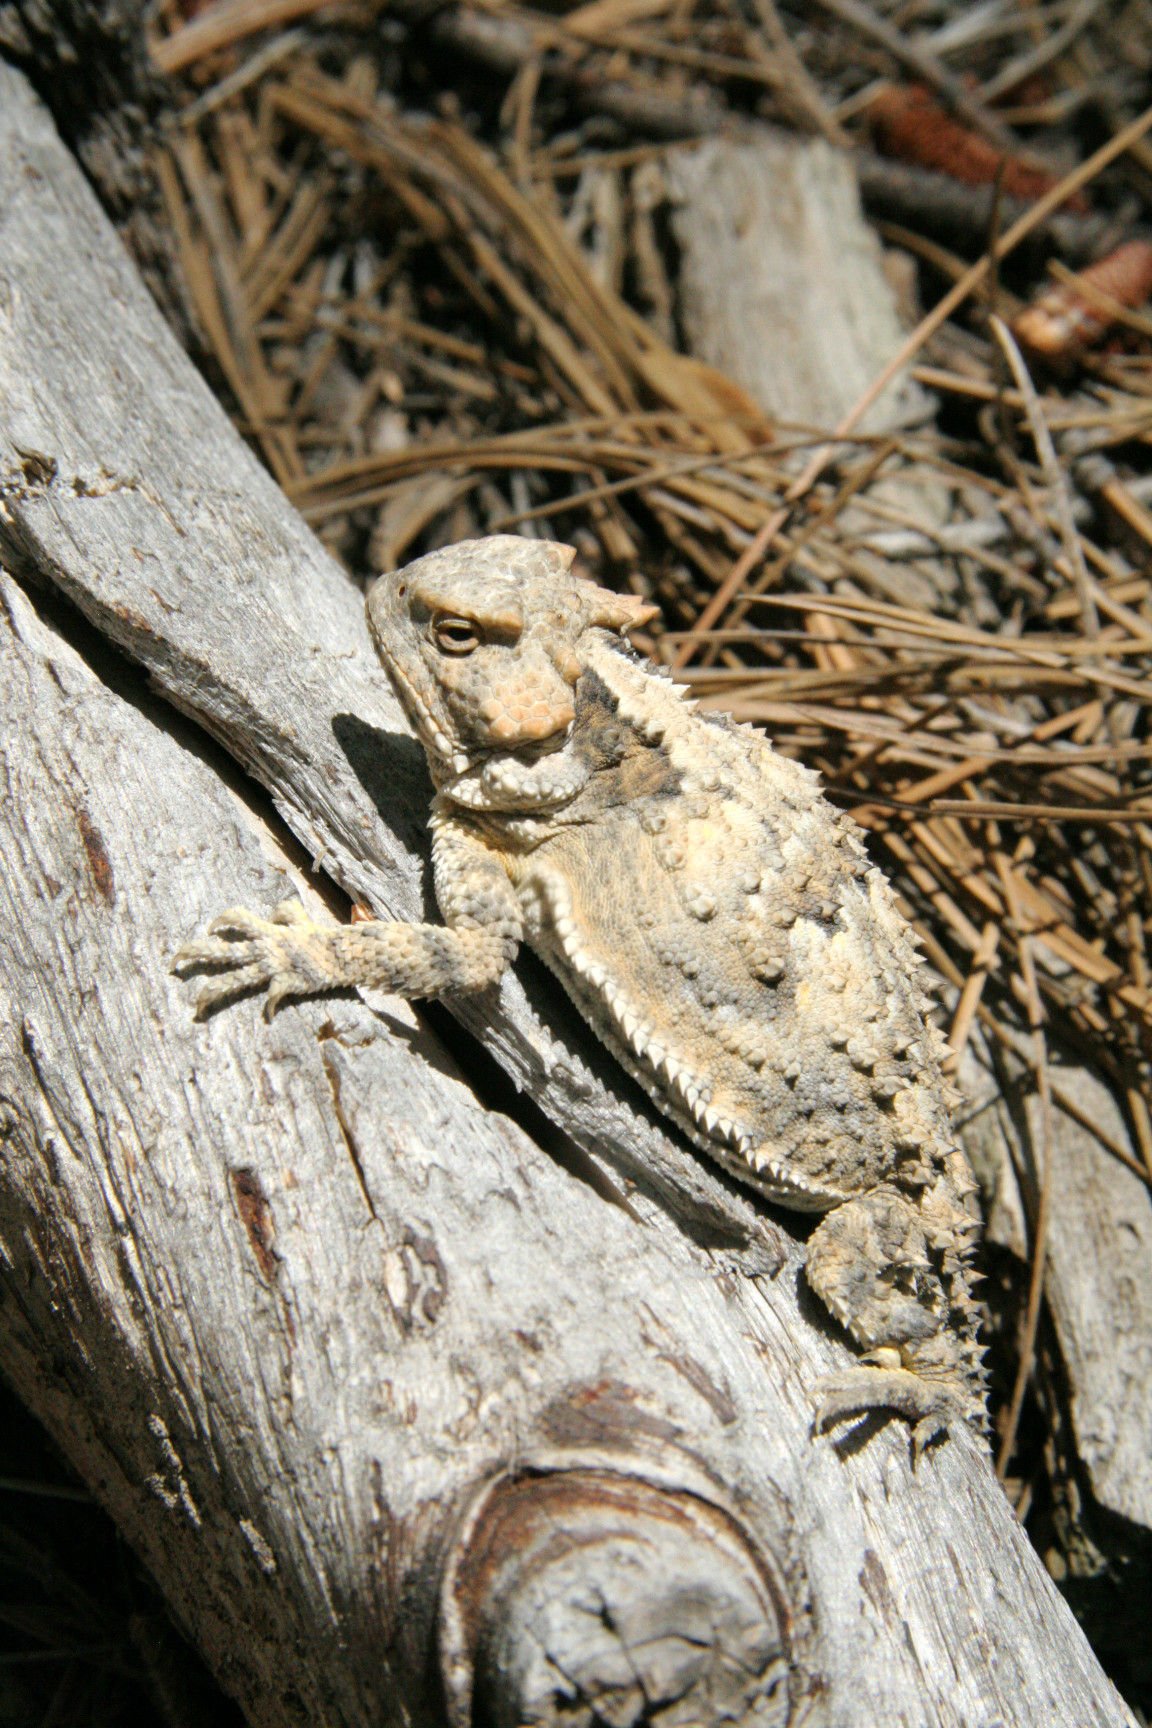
[{"xmin": 812, "ymin": 1360, "xmax": 962, "ymax": 1460}]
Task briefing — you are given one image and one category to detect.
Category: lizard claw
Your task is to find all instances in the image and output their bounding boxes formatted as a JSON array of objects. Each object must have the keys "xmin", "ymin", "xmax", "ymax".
[
  {"xmin": 206, "ymin": 905, "xmax": 271, "ymax": 941},
  {"xmin": 190, "ymin": 963, "xmax": 274, "ymax": 1019},
  {"xmin": 812, "ymin": 1363, "xmax": 959, "ymax": 1458}
]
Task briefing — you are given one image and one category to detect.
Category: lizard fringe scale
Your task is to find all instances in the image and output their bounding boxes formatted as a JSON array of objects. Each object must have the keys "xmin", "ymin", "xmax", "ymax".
[{"xmin": 175, "ymin": 535, "xmax": 986, "ymax": 1451}]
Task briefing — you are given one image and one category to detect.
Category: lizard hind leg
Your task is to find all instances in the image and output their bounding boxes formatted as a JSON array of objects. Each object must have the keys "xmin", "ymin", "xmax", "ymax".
[{"xmin": 804, "ymin": 1188, "xmax": 970, "ymax": 1452}]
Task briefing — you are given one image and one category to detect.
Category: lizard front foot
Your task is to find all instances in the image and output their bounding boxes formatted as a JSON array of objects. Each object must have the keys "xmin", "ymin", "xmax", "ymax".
[
  {"xmin": 812, "ymin": 1355, "xmax": 962, "ymax": 1459},
  {"xmin": 172, "ymin": 899, "xmax": 334, "ymax": 1017}
]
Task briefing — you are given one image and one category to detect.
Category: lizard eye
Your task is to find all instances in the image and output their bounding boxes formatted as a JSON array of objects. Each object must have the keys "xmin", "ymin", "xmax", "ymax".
[{"xmin": 432, "ymin": 614, "xmax": 481, "ymax": 655}]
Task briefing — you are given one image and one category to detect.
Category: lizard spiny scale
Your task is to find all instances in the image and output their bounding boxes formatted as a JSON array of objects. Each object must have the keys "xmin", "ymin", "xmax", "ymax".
[{"xmin": 174, "ymin": 534, "xmax": 986, "ymax": 1450}]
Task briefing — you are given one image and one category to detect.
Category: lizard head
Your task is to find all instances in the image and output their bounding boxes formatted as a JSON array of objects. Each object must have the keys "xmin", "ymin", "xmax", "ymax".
[{"xmin": 367, "ymin": 535, "xmax": 657, "ymax": 811}]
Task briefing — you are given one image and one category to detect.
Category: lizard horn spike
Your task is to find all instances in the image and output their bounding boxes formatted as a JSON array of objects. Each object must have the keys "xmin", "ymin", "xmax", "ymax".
[
  {"xmin": 538, "ymin": 539, "xmax": 577, "ymax": 572},
  {"xmin": 586, "ymin": 585, "xmax": 660, "ymax": 635}
]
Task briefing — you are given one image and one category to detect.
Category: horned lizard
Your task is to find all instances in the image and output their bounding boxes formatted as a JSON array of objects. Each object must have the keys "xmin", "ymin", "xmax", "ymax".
[{"xmin": 175, "ymin": 535, "xmax": 985, "ymax": 1449}]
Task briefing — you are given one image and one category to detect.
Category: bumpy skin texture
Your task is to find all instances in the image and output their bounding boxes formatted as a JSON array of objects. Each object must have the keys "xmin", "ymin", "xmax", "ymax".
[{"xmin": 175, "ymin": 535, "xmax": 985, "ymax": 1449}]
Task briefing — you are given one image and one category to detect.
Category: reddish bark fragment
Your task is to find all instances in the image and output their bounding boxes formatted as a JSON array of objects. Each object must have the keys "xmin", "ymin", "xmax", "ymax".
[
  {"xmin": 864, "ymin": 84, "xmax": 1089, "ymax": 213},
  {"xmin": 1014, "ymin": 240, "xmax": 1152, "ymax": 362}
]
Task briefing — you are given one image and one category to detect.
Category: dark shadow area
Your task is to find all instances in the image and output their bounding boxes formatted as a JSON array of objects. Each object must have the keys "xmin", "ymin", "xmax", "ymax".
[
  {"xmin": 0, "ymin": 1376, "xmax": 242, "ymax": 1728},
  {"xmin": 828, "ymin": 1410, "xmax": 897, "ymax": 1462},
  {"xmin": 332, "ymin": 711, "xmax": 434, "ymax": 872}
]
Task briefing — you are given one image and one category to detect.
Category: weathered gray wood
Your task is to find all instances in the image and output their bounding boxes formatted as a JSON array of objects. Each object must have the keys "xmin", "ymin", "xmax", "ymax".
[
  {"xmin": 664, "ymin": 134, "xmax": 931, "ymax": 437},
  {"xmin": 662, "ymin": 132, "xmax": 972, "ymax": 616},
  {"xmin": 964, "ymin": 1048, "xmax": 1152, "ymax": 1533},
  {"xmin": 0, "ymin": 59, "xmax": 1138, "ymax": 1728},
  {"xmin": 1042, "ymin": 1071, "xmax": 1152, "ymax": 1531}
]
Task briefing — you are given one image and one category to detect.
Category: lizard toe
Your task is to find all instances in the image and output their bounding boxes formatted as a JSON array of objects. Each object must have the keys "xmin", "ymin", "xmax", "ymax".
[
  {"xmin": 192, "ymin": 963, "xmax": 273, "ymax": 1017},
  {"xmin": 172, "ymin": 934, "xmax": 262, "ymax": 973},
  {"xmin": 270, "ymin": 899, "xmax": 310, "ymax": 926},
  {"xmin": 208, "ymin": 906, "xmax": 273, "ymax": 940},
  {"xmin": 263, "ymin": 970, "xmax": 312, "ymax": 1017},
  {"xmin": 172, "ymin": 938, "xmax": 216, "ymax": 974}
]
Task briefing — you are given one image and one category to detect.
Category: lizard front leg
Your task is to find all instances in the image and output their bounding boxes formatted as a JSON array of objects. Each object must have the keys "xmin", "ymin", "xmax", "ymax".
[{"xmin": 173, "ymin": 810, "xmax": 522, "ymax": 1017}]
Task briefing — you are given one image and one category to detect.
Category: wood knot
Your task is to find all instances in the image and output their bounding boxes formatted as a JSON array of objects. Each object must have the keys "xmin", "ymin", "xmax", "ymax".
[{"xmin": 439, "ymin": 1468, "xmax": 791, "ymax": 1728}]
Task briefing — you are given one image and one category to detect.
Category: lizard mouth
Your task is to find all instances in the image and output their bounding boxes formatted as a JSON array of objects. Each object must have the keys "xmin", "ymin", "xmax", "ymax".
[
  {"xmin": 492, "ymin": 724, "xmax": 573, "ymax": 761},
  {"xmin": 443, "ymin": 737, "xmax": 590, "ymax": 813}
]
